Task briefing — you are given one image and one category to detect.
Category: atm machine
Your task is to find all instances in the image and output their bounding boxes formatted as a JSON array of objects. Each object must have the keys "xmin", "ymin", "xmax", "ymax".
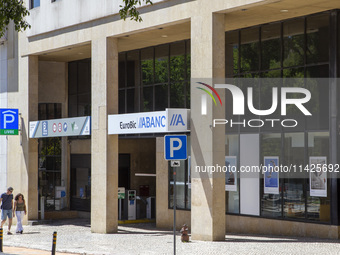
[{"xmin": 128, "ymin": 190, "xmax": 136, "ymax": 220}]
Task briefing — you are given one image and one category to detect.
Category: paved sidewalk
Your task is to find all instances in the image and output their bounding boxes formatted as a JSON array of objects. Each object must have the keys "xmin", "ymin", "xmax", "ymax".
[
  {"xmin": 1, "ymin": 219, "xmax": 340, "ymax": 254},
  {"xmin": 2, "ymin": 246, "xmax": 79, "ymax": 255}
]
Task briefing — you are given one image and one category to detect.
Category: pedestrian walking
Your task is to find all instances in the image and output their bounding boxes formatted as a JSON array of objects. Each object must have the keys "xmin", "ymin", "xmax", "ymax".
[
  {"xmin": 13, "ymin": 193, "xmax": 27, "ymax": 234},
  {"xmin": 0, "ymin": 187, "xmax": 14, "ymax": 235}
]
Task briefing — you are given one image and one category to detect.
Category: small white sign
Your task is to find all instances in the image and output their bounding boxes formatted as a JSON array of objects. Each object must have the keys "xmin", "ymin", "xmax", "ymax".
[{"xmin": 171, "ymin": 161, "xmax": 181, "ymax": 167}]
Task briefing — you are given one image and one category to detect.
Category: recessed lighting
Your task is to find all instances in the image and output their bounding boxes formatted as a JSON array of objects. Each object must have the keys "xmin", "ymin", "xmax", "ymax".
[
  {"xmin": 78, "ymin": 52, "xmax": 84, "ymax": 55},
  {"xmin": 280, "ymin": 9, "xmax": 289, "ymax": 12},
  {"xmin": 161, "ymin": 35, "xmax": 168, "ymax": 38}
]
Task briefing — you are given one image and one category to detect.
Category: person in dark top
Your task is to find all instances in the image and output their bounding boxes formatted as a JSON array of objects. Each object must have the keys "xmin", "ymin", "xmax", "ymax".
[{"xmin": 0, "ymin": 187, "xmax": 14, "ymax": 235}]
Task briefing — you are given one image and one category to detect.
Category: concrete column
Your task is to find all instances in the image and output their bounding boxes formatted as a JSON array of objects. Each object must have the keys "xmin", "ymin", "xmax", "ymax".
[
  {"xmin": 16, "ymin": 55, "xmax": 39, "ymax": 220},
  {"xmin": 91, "ymin": 37, "xmax": 118, "ymax": 233},
  {"xmin": 190, "ymin": 12, "xmax": 226, "ymax": 241}
]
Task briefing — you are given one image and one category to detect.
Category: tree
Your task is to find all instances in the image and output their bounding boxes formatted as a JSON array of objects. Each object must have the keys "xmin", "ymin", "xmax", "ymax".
[
  {"xmin": 119, "ymin": 0, "xmax": 153, "ymax": 22},
  {"xmin": 0, "ymin": 0, "xmax": 30, "ymax": 38}
]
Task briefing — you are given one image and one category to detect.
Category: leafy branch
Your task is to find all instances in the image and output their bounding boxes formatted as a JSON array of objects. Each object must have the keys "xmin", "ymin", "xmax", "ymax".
[
  {"xmin": 0, "ymin": 0, "xmax": 30, "ymax": 38},
  {"xmin": 119, "ymin": 0, "xmax": 153, "ymax": 22}
]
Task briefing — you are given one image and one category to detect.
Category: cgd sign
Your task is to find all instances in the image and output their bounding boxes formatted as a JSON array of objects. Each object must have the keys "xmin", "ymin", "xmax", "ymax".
[{"xmin": 213, "ymin": 84, "xmax": 312, "ymax": 128}]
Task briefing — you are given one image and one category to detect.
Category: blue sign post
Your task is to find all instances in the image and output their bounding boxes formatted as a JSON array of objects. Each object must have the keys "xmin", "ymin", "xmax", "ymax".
[
  {"xmin": 0, "ymin": 109, "xmax": 19, "ymax": 135},
  {"xmin": 164, "ymin": 135, "xmax": 187, "ymax": 255}
]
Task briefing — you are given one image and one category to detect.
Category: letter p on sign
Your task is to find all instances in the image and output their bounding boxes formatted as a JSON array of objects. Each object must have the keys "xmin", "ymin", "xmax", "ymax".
[{"xmin": 164, "ymin": 135, "xmax": 187, "ymax": 160}]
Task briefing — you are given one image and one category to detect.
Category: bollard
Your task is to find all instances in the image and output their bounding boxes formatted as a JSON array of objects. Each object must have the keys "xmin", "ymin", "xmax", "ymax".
[
  {"xmin": 51, "ymin": 231, "xmax": 57, "ymax": 255},
  {"xmin": 0, "ymin": 228, "xmax": 3, "ymax": 252}
]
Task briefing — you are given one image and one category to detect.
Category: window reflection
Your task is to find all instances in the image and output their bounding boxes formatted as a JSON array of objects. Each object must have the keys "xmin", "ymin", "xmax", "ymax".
[
  {"xmin": 241, "ymin": 27, "xmax": 259, "ymax": 72},
  {"xmin": 284, "ymin": 133, "xmax": 306, "ymax": 219},
  {"xmin": 307, "ymin": 132, "xmax": 330, "ymax": 222},
  {"xmin": 306, "ymin": 14, "xmax": 329, "ymax": 64},
  {"xmin": 262, "ymin": 23, "xmax": 281, "ymax": 70},
  {"xmin": 283, "ymin": 19, "xmax": 304, "ymax": 68},
  {"xmin": 119, "ymin": 40, "xmax": 190, "ymax": 114}
]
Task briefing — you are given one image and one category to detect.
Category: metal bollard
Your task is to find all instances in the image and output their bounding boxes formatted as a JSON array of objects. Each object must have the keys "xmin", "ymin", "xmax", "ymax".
[
  {"xmin": 0, "ymin": 228, "xmax": 3, "ymax": 252},
  {"xmin": 51, "ymin": 231, "xmax": 57, "ymax": 255}
]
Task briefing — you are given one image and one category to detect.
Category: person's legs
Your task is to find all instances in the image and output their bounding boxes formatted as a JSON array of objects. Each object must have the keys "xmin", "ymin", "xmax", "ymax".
[
  {"xmin": 16, "ymin": 211, "xmax": 23, "ymax": 232},
  {"xmin": 1, "ymin": 210, "xmax": 7, "ymax": 228},
  {"xmin": 7, "ymin": 210, "xmax": 12, "ymax": 233}
]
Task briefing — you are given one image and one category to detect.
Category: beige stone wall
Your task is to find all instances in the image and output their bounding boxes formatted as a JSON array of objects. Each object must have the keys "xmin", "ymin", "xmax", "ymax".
[
  {"xmin": 226, "ymin": 214, "xmax": 340, "ymax": 239},
  {"xmin": 38, "ymin": 61, "xmax": 67, "ymax": 106}
]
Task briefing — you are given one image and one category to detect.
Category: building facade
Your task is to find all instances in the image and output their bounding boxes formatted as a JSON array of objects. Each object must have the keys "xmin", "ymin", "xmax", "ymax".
[{"xmin": 1, "ymin": 0, "xmax": 340, "ymax": 240}]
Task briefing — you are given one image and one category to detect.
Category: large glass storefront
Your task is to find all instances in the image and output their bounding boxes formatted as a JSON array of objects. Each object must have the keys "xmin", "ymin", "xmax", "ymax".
[{"xmin": 224, "ymin": 10, "xmax": 340, "ymax": 223}]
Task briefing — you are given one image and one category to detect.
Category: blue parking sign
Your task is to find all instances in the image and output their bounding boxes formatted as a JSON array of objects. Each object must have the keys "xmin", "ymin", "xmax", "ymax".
[
  {"xmin": 0, "ymin": 109, "xmax": 19, "ymax": 135},
  {"xmin": 164, "ymin": 135, "xmax": 187, "ymax": 160}
]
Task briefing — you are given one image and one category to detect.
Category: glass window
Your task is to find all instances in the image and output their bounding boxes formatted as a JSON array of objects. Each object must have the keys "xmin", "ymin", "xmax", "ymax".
[
  {"xmin": 283, "ymin": 133, "xmax": 306, "ymax": 219},
  {"xmin": 226, "ymin": 31, "xmax": 239, "ymax": 77},
  {"xmin": 127, "ymin": 88, "xmax": 137, "ymax": 113},
  {"xmin": 261, "ymin": 23, "xmax": 281, "ymax": 70},
  {"xmin": 143, "ymin": 86, "xmax": 153, "ymax": 112},
  {"xmin": 141, "ymin": 48, "xmax": 154, "ymax": 86},
  {"xmin": 260, "ymin": 133, "xmax": 282, "ymax": 218},
  {"xmin": 170, "ymin": 42, "xmax": 185, "ymax": 82},
  {"xmin": 127, "ymin": 51, "xmax": 140, "ymax": 88},
  {"xmin": 306, "ymin": 14, "xmax": 329, "ymax": 64},
  {"xmin": 119, "ymin": 40, "xmax": 190, "ymax": 115},
  {"xmin": 68, "ymin": 59, "xmax": 91, "ymax": 117},
  {"xmin": 119, "ymin": 90, "xmax": 125, "ymax": 114},
  {"xmin": 283, "ymin": 18, "xmax": 304, "ymax": 68},
  {"xmin": 154, "ymin": 84, "xmax": 168, "ymax": 111},
  {"xmin": 119, "ymin": 53, "xmax": 126, "ymax": 89},
  {"xmin": 226, "ymin": 134, "xmax": 239, "ymax": 213},
  {"xmin": 155, "ymin": 45, "xmax": 169, "ymax": 84},
  {"xmin": 305, "ymin": 70, "xmax": 329, "ymax": 130},
  {"xmin": 31, "ymin": 0, "xmax": 40, "ymax": 9},
  {"xmin": 241, "ymin": 27, "xmax": 259, "ymax": 73},
  {"xmin": 170, "ymin": 82, "xmax": 185, "ymax": 108},
  {"xmin": 307, "ymin": 132, "xmax": 330, "ymax": 222},
  {"xmin": 38, "ymin": 137, "xmax": 61, "ymax": 212}
]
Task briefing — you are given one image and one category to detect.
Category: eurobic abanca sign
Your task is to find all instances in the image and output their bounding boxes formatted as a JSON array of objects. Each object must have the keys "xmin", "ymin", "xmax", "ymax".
[{"xmin": 108, "ymin": 108, "xmax": 189, "ymax": 134}]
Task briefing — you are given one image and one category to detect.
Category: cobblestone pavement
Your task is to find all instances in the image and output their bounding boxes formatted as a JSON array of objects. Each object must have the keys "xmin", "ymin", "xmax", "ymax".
[{"xmin": 1, "ymin": 219, "xmax": 340, "ymax": 255}]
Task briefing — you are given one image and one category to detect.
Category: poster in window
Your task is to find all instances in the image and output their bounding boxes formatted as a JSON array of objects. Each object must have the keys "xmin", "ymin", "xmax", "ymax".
[
  {"xmin": 225, "ymin": 156, "xmax": 237, "ymax": 192},
  {"xmin": 264, "ymin": 157, "xmax": 279, "ymax": 194},
  {"xmin": 187, "ymin": 156, "xmax": 191, "ymax": 189},
  {"xmin": 309, "ymin": 156, "xmax": 327, "ymax": 197}
]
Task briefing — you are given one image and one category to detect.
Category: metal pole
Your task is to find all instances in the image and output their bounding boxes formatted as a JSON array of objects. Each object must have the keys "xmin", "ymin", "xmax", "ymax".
[
  {"xmin": 51, "ymin": 231, "xmax": 57, "ymax": 255},
  {"xmin": 0, "ymin": 228, "xmax": 3, "ymax": 252},
  {"xmin": 41, "ymin": 196, "xmax": 45, "ymax": 220},
  {"xmin": 173, "ymin": 168, "xmax": 176, "ymax": 255}
]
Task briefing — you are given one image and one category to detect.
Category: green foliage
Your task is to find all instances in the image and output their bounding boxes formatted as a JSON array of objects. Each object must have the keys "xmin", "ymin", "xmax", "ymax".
[
  {"xmin": 119, "ymin": 0, "xmax": 153, "ymax": 22},
  {"xmin": 0, "ymin": 0, "xmax": 30, "ymax": 38}
]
